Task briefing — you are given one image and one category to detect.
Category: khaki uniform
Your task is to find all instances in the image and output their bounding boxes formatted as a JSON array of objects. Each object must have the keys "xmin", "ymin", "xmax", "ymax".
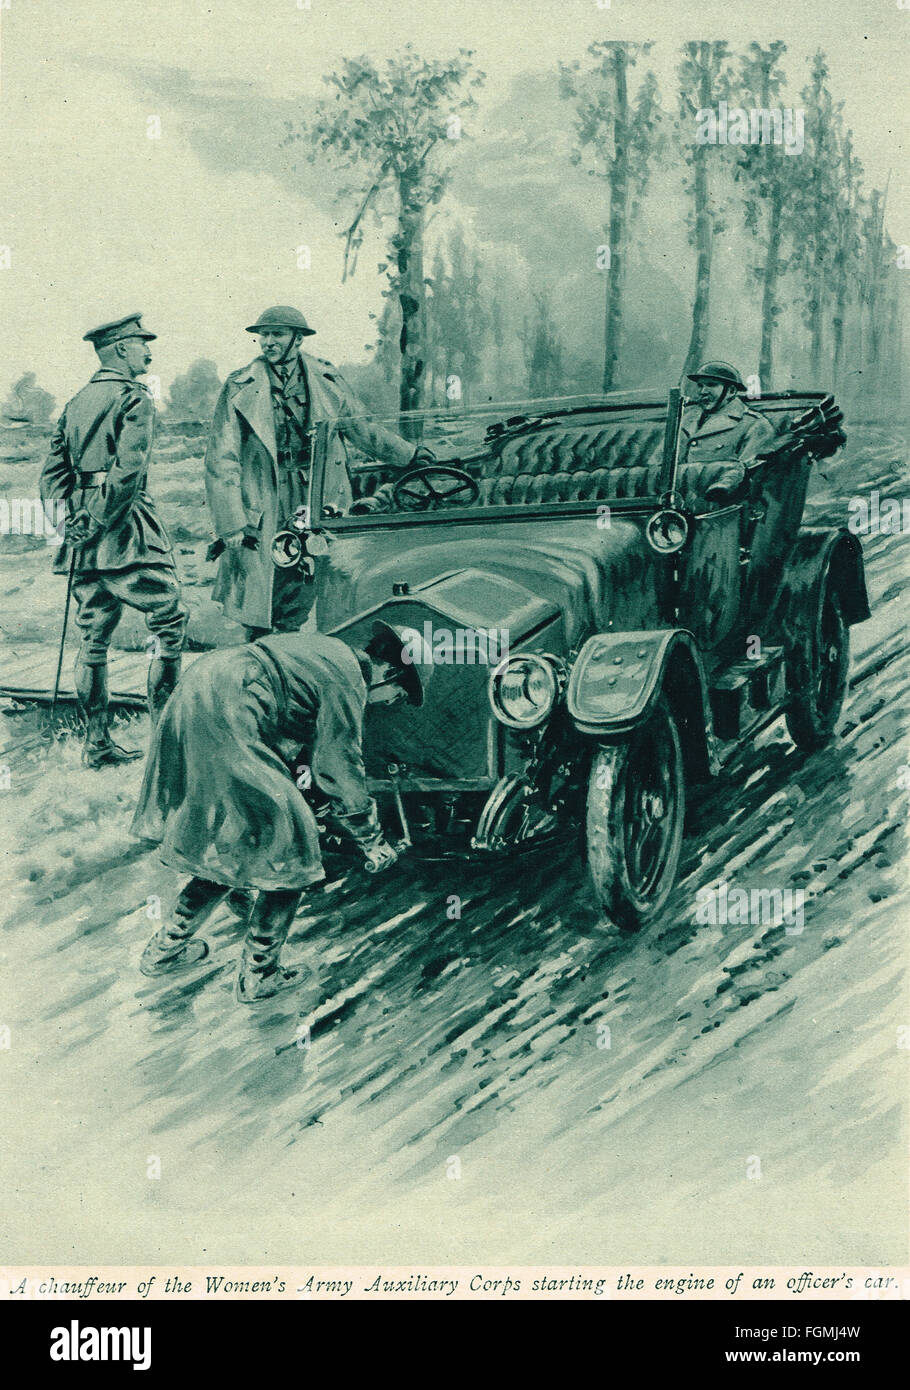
[
  {"xmin": 681, "ymin": 396, "xmax": 777, "ymax": 465},
  {"xmin": 131, "ymin": 632, "xmax": 380, "ymax": 890},
  {"xmin": 39, "ymin": 368, "xmax": 186, "ymax": 665}
]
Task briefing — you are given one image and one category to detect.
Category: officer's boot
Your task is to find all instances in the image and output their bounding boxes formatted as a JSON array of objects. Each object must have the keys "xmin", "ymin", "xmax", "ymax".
[
  {"xmin": 147, "ymin": 654, "xmax": 182, "ymax": 723},
  {"xmin": 140, "ymin": 876, "xmax": 227, "ymax": 977},
  {"xmin": 76, "ymin": 659, "xmax": 142, "ymax": 770},
  {"xmin": 236, "ymin": 888, "xmax": 306, "ymax": 1003}
]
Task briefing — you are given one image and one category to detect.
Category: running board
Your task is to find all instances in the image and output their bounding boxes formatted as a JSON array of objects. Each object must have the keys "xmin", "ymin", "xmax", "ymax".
[{"xmin": 709, "ymin": 646, "xmax": 785, "ymax": 742}]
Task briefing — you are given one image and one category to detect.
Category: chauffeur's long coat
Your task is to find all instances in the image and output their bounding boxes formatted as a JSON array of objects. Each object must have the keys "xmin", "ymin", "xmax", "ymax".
[
  {"xmin": 204, "ymin": 352, "xmax": 414, "ymax": 631},
  {"xmin": 130, "ymin": 631, "xmax": 377, "ymax": 891}
]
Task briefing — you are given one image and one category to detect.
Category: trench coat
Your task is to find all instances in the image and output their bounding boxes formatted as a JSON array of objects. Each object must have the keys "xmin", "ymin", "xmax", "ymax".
[
  {"xmin": 680, "ymin": 396, "xmax": 777, "ymax": 465},
  {"xmin": 39, "ymin": 370, "xmax": 173, "ymax": 575},
  {"xmin": 204, "ymin": 352, "xmax": 415, "ymax": 630},
  {"xmin": 130, "ymin": 631, "xmax": 377, "ymax": 891}
]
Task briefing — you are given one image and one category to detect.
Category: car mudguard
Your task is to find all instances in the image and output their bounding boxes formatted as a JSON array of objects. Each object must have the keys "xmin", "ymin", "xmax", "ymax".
[
  {"xmin": 566, "ymin": 628, "xmax": 718, "ymax": 777},
  {"xmin": 773, "ymin": 527, "xmax": 870, "ymax": 644}
]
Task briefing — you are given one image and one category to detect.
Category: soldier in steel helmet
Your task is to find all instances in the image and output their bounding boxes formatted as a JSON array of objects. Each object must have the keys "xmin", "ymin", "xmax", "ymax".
[
  {"xmin": 681, "ymin": 361, "xmax": 777, "ymax": 464},
  {"xmin": 39, "ymin": 314, "xmax": 188, "ymax": 769},
  {"xmin": 204, "ymin": 306, "xmax": 435, "ymax": 641}
]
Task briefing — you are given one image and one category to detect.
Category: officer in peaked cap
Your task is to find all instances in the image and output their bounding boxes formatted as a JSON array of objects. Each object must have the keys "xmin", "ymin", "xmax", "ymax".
[
  {"xmin": 680, "ymin": 360, "xmax": 777, "ymax": 465},
  {"xmin": 204, "ymin": 305, "xmax": 436, "ymax": 641},
  {"xmin": 39, "ymin": 313, "xmax": 187, "ymax": 769},
  {"xmin": 83, "ymin": 312, "xmax": 158, "ymax": 348}
]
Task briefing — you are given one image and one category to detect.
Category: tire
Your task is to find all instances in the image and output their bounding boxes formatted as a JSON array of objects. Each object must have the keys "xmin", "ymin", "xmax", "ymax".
[
  {"xmin": 785, "ymin": 579, "xmax": 849, "ymax": 752},
  {"xmin": 585, "ymin": 698, "xmax": 686, "ymax": 931}
]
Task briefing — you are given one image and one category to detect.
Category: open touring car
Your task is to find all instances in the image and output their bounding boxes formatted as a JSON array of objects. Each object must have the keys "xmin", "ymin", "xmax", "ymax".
[{"xmin": 279, "ymin": 387, "xmax": 865, "ymax": 928}]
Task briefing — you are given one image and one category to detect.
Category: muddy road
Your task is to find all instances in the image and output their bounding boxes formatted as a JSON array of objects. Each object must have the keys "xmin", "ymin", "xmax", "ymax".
[{"xmin": 1, "ymin": 427, "xmax": 907, "ymax": 1267}]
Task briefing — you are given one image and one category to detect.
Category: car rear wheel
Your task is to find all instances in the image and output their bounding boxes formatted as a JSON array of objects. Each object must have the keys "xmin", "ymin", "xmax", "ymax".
[
  {"xmin": 585, "ymin": 698, "xmax": 686, "ymax": 931},
  {"xmin": 785, "ymin": 578, "xmax": 849, "ymax": 752}
]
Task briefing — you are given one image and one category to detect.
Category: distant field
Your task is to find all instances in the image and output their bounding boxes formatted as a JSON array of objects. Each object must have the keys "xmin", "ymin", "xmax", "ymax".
[{"xmin": 0, "ymin": 423, "xmax": 238, "ymax": 653}]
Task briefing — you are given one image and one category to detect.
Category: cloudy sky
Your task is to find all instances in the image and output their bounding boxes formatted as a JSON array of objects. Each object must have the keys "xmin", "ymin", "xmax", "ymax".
[{"xmin": 0, "ymin": 0, "xmax": 907, "ymax": 404}]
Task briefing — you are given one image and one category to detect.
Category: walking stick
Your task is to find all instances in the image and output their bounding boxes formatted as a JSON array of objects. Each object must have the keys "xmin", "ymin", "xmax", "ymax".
[
  {"xmin": 49, "ymin": 547, "xmax": 77, "ymax": 724},
  {"xmin": 49, "ymin": 476, "xmax": 89, "ymax": 725}
]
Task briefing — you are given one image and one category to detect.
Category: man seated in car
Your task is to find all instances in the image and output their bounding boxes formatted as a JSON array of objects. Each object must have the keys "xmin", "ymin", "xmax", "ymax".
[{"xmin": 681, "ymin": 361, "xmax": 777, "ymax": 465}]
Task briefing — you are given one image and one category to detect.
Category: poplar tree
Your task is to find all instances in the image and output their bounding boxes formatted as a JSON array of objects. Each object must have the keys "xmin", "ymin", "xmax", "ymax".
[
  {"xmin": 678, "ymin": 41, "xmax": 735, "ymax": 375},
  {"xmin": 560, "ymin": 42, "xmax": 663, "ymax": 392}
]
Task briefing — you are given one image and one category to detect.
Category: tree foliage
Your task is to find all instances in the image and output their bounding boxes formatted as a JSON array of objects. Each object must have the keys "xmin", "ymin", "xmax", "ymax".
[
  {"xmin": 425, "ymin": 225, "xmax": 489, "ymax": 405},
  {"xmin": 735, "ymin": 41, "xmax": 795, "ymax": 388},
  {"xmin": 560, "ymin": 41, "xmax": 663, "ymax": 391},
  {"xmin": 1, "ymin": 373, "xmax": 55, "ymax": 426},
  {"xmin": 523, "ymin": 292, "xmax": 564, "ymax": 399},
  {"xmin": 165, "ymin": 359, "xmax": 222, "ymax": 422},
  {"xmin": 289, "ymin": 45, "xmax": 485, "ymax": 434},
  {"xmin": 677, "ymin": 41, "xmax": 734, "ymax": 374}
]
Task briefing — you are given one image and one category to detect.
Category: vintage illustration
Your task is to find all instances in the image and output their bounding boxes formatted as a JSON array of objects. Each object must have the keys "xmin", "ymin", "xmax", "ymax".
[{"xmin": 0, "ymin": 0, "xmax": 907, "ymax": 1275}]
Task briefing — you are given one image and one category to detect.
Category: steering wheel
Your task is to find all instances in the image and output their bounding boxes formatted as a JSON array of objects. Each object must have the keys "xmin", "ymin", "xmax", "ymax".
[{"xmin": 392, "ymin": 464, "xmax": 479, "ymax": 511}]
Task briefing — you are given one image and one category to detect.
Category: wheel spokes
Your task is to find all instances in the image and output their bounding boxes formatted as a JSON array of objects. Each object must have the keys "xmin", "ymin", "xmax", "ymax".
[{"xmin": 624, "ymin": 730, "xmax": 675, "ymax": 893}]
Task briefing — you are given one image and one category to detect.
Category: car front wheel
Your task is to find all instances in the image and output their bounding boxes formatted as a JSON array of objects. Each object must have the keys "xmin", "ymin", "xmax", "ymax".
[{"xmin": 585, "ymin": 698, "xmax": 686, "ymax": 931}]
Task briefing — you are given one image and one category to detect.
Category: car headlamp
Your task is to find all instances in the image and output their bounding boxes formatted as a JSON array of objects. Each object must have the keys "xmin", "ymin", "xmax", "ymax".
[
  {"xmin": 271, "ymin": 530, "xmax": 304, "ymax": 568},
  {"xmin": 271, "ymin": 526, "xmax": 329, "ymax": 569},
  {"xmin": 489, "ymin": 653, "xmax": 560, "ymax": 730}
]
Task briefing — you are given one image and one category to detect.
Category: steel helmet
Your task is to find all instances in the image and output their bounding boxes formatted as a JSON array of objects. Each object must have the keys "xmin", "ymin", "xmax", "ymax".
[
  {"xmin": 245, "ymin": 306, "xmax": 315, "ymax": 336},
  {"xmin": 686, "ymin": 361, "xmax": 746, "ymax": 391}
]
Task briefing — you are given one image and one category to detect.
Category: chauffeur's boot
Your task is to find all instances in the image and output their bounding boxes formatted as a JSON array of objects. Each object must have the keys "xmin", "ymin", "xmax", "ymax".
[
  {"xmin": 140, "ymin": 876, "xmax": 227, "ymax": 976},
  {"xmin": 76, "ymin": 660, "xmax": 142, "ymax": 769},
  {"xmin": 236, "ymin": 888, "xmax": 306, "ymax": 1003},
  {"xmin": 147, "ymin": 654, "xmax": 182, "ymax": 723},
  {"xmin": 226, "ymin": 889, "xmax": 256, "ymax": 920}
]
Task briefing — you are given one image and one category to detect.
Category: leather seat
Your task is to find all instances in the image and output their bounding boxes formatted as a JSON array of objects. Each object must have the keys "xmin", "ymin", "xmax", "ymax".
[
  {"xmin": 477, "ymin": 458, "xmax": 746, "ymax": 509},
  {"xmin": 351, "ymin": 418, "xmax": 750, "ymax": 512}
]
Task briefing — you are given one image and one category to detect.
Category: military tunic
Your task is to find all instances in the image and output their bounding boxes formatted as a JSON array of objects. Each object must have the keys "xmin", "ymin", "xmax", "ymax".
[
  {"xmin": 680, "ymin": 395, "xmax": 777, "ymax": 465},
  {"xmin": 39, "ymin": 369, "xmax": 187, "ymax": 664}
]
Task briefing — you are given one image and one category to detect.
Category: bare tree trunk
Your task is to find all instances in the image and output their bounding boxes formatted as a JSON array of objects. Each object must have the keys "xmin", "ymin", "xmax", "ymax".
[
  {"xmin": 684, "ymin": 144, "xmax": 712, "ymax": 375},
  {"xmin": 809, "ymin": 272, "xmax": 825, "ymax": 384},
  {"xmin": 396, "ymin": 171, "xmax": 427, "ymax": 441},
  {"xmin": 759, "ymin": 186, "xmax": 783, "ymax": 388},
  {"xmin": 603, "ymin": 47, "xmax": 629, "ymax": 393},
  {"xmin": 832, "ymin": 259, "xmax": 848, "ymax": 388}
]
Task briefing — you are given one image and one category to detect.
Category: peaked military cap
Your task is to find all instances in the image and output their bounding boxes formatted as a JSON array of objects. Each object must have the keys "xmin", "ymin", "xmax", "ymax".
[
  {"xmin": 245, "ymin": 305, "xmax": 315, "ymax": 336},
  {"xmin": 686, "ymin": 361, "xmax": 746, "ymax": 390},
  {"xmin": 83, "ymin": 313, "xmax": 157, "ymax": 348}
]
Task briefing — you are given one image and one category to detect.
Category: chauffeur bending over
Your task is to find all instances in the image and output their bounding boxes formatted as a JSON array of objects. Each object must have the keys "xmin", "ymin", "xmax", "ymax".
[
  {"xmin": 132, "ymin": 623, "xmax": 422, "ymax": 1003},
  {"xmin": 39, "ymin": 314, "xmax": 188, "ymax": 769},
  {"xmin": 205, "ymin": 305, "xmax": 434, "ymax": 641},
  {"xmin": 681, "ymin": 361, "xmax": 777, "ymax": 465}
]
